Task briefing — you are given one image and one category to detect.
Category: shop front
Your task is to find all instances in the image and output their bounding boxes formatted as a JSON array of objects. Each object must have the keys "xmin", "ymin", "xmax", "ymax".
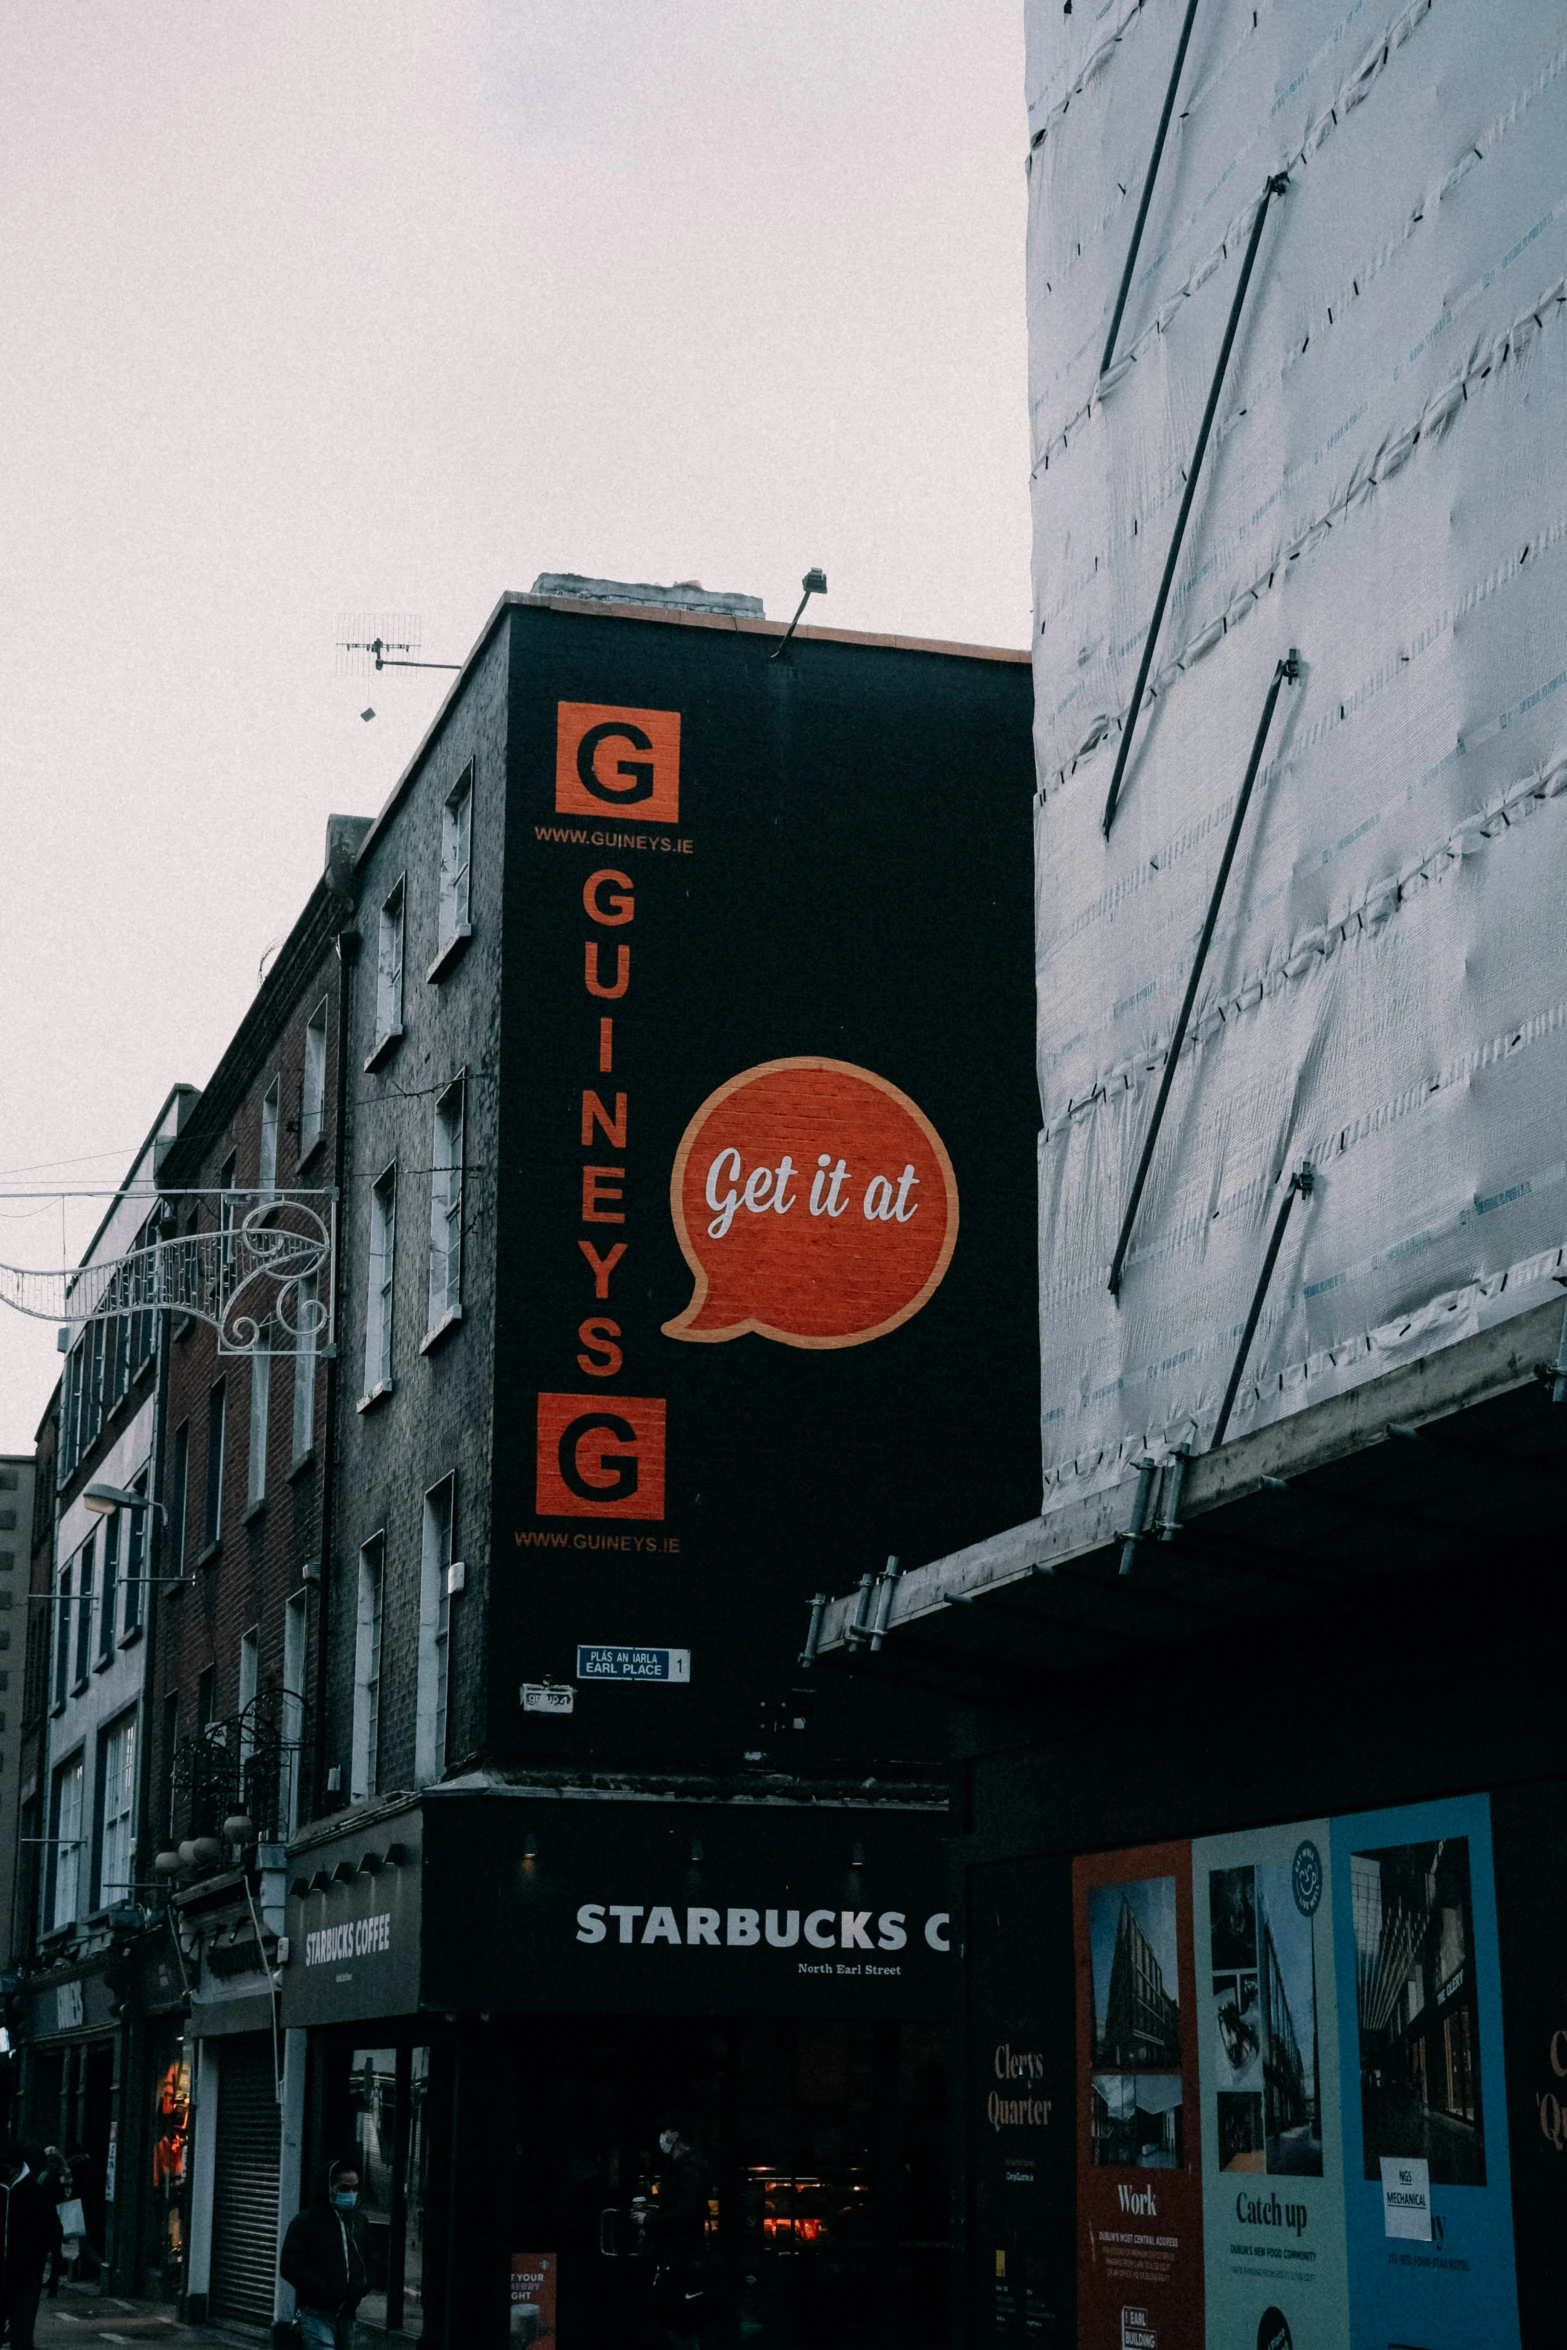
[
  {"xmin": 282, "ymin": 1786, "xmax": 954, "ymax": 2348},
  {"xmin": 13, "ymin": 1951, "xmax": 121, "ymax": 2278}
]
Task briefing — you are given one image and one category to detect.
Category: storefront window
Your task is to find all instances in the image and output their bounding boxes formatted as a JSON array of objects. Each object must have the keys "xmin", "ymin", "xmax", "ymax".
[
  {"xmin": 150, "ymin": 2035, "xmax": 191, "ymax": 2299},
  {"xmin": 348, "ymin": 2043, "xmax": 431, "ymax": 2341}
]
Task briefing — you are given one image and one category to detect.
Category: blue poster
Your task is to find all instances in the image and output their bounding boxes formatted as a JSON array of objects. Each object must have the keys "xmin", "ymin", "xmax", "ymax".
[{"xmin": 1330, "ymin": 1792, "xmax": 1520, "ymax": 2348}]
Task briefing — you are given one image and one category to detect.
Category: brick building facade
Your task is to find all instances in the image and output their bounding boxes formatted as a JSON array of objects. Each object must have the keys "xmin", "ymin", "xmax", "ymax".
[{"xmin": 146, "ymin": 823, "xmax": 364, "ymax": 2327}]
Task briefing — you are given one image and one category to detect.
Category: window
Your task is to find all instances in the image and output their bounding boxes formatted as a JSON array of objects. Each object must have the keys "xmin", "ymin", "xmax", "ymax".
[
  {"xmin": 196, "ymin": 1665, "xmax": 214, "ymax": 1733},
  {"xmin": 247, "ymin": 1335, "xmax": 271, "ymax": 1508},
  {"xmin": 50, "ymin": 1755, "xmax": 84, "ymax": 1931},
  {"xmin": 98, "ymin": 1513, "xmax": 119, "ymax": 1664},
  {"xmin": 300, "ymin": 1000, "xmax": 329, "ymax": 1160},
  {"xmin": 427, "ymin": 1079, "xmax": 465, "ymax": 1334},
  {"xmin": 373, "ymin": 882, "xmax": 406, "ymax": 1053},
  {"xmin": 123, "ymin": 1470, "xmax": 148, "ymax": 1636},
  {"xmin": 98, "ymin": 1712, "xmax": 137, "ymax": 1907},
  {"xmin": 351, "ymin": 1538, "xmax": 385, "ymax": 1802},
  {"xmin": 61, "ymin": 1345, "xmax": 81, "ymax": 1476},
  {"xmin": 364, "ymin": 1168, "xmax": 397, "ymax": 1398},
  {"xmin": 258, "ymin": 1079, "xmax": 280, "ymax": 1199},
  {"xmin": 292, "ymin": 1275, "xmax": 319, "ymax": 1460},
  {"xmin": 130, "ymin": 1218, "xmax": 158, "ymax": 1371},
  {"xmin": 168, "ymin": 1424, "xmax": 189, "ymax": 1579},
  {"xmin": 73, "ymin": 1536, "xmax": 95, "ymax": 1688},
  {"xmin": 158, "ymin": 1692, "xmax": 179, "ymax": 1842},
  {"xmin": 435, "ymin": 766, "xmax": 473, "ymax": 960},
  {"xmin": 238, "ymin": 1628, "xmax": 259, "ymax": 1766},
  {"xmin": 415, "ymin": 1478, "xmax": 455, "ymax": 1784},
  {"xmin": 53, "ymin": 1562, "xmax": 72, "ymax": 1709},
  {"xmin": 85, "ymin": 1317, "xmax": 106, "ymax": 1449},
  {"xmin": 282, "ymin": 1590, "xmax": 307, "ymax": 1836},
  {"xmin": 218, "ymin": 1153, "xmax": 238, "ymax": 1284},
  {"xmin": 202, "ymin": 1381, "xmax": 227, "ymax": 1551}
]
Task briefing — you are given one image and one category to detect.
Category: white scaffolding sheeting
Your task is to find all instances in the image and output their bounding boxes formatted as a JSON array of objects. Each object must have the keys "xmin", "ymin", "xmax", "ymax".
[{"xmin": 1027, "ymin": 0, "xmax": 1567, "ymax": 1501}]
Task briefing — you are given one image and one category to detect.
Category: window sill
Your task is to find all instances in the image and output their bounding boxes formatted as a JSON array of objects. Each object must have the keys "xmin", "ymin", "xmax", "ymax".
[
  {"xmin": 92, "ymin": 1653, "xmax": 113, "ymax": 1675},
  {"xmin": 296, "ymin": 1128, "xmax": 326, "ymax": 1173},
  {"xmin": 420, "ymin": 1305, "xmax": 464, "ymax": 1356},
  {"xmin": 426, "ymin": 925, "xmax": 472, "ymax": 984},
  {"xmin": 196, "ymin": 1539, "xmax": 222, "ymax": 1568},
  {"xmin": 243, "ymin": 1495, "xmax": 267, "ymax": 1525},
  {"xmin": 357, "ymin": 1380, "xmax": 395, "ymax": 1415},
  {"xmin": 50, "ymin": 1701, "xmax": 65, "ymax": 1719},
  {"xmin": 71, "ymin": 1678, "xmax": 89, "ymax": 1698},
  {"xmin": 288, "ymin": 1447, "xmax": 316, "ymax": 1482},
  {"xmin": 119, "ymin": 1622, "xmax": 146, "ymax": 1644},
  {"xmin": 364, "ymin": 1026, "xmax": 403, "ymax": 1074}
]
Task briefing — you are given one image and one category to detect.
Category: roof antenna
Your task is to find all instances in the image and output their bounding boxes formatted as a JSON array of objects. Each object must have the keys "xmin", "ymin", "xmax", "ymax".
[
  {"xmin": 337, "ymin": 611, "xmax": 461, "ymax": 675},
  {"xmin": 770, "ymin": 568, "xmax": 827, "ymax": 662}
]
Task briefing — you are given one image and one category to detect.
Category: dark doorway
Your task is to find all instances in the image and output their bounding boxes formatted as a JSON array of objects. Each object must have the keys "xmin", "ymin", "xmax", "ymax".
[{"xmin": 513, "ymin": 2016, "xmax": 949, "ymax": 2350}]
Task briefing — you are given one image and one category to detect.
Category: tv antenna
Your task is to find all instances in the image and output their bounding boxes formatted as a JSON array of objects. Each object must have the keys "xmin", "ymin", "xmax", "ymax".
[{"xmin": 336, "ymin": 612, "xmax": 460, "ymax": 675}]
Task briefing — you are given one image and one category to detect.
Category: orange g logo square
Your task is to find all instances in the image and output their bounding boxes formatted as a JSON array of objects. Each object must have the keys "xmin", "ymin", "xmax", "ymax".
[
  {"xmin": 535, "ymin": 1392, "xmax": 666, "ymax": 1519},
  {"xmin": 556, "ymin": 704, "xmax": 681, "ymax": 825}
]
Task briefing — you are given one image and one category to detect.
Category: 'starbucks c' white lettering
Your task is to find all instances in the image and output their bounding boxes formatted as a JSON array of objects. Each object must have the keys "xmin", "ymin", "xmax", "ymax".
[{"xmin": 573, "ymin": 1904, "xmax": 950, "ymax": 1951}]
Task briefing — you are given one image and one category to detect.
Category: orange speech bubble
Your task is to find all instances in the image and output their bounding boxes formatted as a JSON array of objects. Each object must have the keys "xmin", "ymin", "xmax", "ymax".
[{"xmin": 663, "ymin": 1057, "xmax": 959, "ymax": 1349}]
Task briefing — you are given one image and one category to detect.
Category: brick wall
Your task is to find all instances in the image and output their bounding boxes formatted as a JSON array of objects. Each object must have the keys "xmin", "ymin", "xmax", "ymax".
[
  {"xmin": 326, "ymin": 625, "xmax": 506, "ymax": 1798},
  {"xmin": 153, "ymin": 894, "xmax": 347, "ymax": 1844}
]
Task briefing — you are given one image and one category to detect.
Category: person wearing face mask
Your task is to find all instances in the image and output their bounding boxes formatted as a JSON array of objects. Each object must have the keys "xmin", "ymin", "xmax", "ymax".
[{"xmin": 280, "ymin": 2159, "xmax": 380, "ymax": 2350}]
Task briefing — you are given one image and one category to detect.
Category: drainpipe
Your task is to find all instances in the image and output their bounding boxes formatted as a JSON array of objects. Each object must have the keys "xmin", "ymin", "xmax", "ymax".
[{"xmin": 312, "ymin": 922, "xmax": 358, "ymax": 1825}]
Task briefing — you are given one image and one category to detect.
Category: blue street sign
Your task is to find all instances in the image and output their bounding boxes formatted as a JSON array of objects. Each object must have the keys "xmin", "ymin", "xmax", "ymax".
[{"xmin": 576, "ymin": 1644, "xmax": 691, "ymax": 1683}]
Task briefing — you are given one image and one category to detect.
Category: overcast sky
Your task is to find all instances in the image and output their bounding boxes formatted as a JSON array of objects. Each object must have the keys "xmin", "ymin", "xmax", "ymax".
[{"xmin": 0, "ymin": 0, "xmax": 1029, "ymax": 1450}]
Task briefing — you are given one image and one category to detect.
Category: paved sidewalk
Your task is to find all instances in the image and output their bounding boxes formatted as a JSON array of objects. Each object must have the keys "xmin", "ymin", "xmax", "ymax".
[{"xmin": 30, "ymin": 2284, "xmax": 261, "ymax": 2347}]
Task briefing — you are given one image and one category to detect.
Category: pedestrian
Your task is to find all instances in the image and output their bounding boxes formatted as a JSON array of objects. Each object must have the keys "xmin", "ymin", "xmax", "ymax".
[
  {"xmin": 19, "ymin": 2147, "xmax": 64, "ymax": 2303},
  {"xmin": 279, "ymin": 2159, "xmax": 379, "ymax": 2350},
  {"xmin": 652, "ymin": 2115, "xmax": 712, "ymax": 2350},
  {"xmin": 0, "ymin": 2139, "xmax": 64, "ymax": 2350}
]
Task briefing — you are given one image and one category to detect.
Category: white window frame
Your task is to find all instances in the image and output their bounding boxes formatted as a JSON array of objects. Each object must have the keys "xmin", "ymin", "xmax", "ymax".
[
  {"xmin": 415, "ymin": 1477, "xmax": 455, "ymax": 1785},
  {"xmin": 426, "ymin": 1077, "xmax": 465, "ymax": 1338},
  {"xmin": 434, "ymin": 766, "xmax": 473, "ymax": 964},
  {"xmin": 218, "ymin": 1152, "xmax": 238, "ymax": 1282},
  {"xmin": 203, "ymin": 1378, "xmax": 227, "ymax": 1549},
  {"xmin": 258, "ymin": 1078, "xmax": 280, "ymax": 1199},
  {"xmin": 372, "ymin": 881, "xmax": 406, "ymax": 1057},
  {"xmin": 98, "ymin": 1712, "xmax": 137, "ymax": 1909},
  {"xmin": 53, "ymin": 1560, "xmax": 73, "ymax": 1709},
  {"xmin": 282, "ymin": 1590, "xmax": 307, "ymax": 1837},
  {"xmin": 73, "ymin": 1534, "xmax": 95, "ymax": 1689},
  {"xmin": 238, "ymin": 1627, "xmax": 259, "ymax": 1768},
  {"xmin": 300, "ymin": 999, "xmax": 329, "ymax": 1162},
  {"xmin": 51, "ymin": 1754, "xmax": 84, "ymax": 1931},
  {"xmin": 247, "ymin": 1332, "xmax": 271, "ymax": 1507},
  {"xmin": 292, "ymin": 1273, "xmax": 319, "ymax": 1461},
  {"xmin": 363, "ymin": 1167, "xmax": 397, "ymax": 1401},
  {"xmin": 351, "ymin": 1537, "xmax": 385, "ymax": 1803}
]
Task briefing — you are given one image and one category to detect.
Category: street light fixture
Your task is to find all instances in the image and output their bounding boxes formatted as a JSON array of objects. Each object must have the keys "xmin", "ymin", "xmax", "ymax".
[{"xmin": 83, "ymin": 1484, "xmax": 166, "ymax": 1519}]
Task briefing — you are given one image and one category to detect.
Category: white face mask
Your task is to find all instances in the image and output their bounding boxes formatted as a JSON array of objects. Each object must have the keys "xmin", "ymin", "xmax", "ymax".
[{"xmin": 658, "ymin": 2131, "xmax": 678, "ymax": 2155}]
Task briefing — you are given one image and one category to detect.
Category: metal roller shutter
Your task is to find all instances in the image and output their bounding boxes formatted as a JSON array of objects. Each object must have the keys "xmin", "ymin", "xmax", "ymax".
[{"xmin": 210, "ymin": 2033, "xmax": 282, "ymax": 2327}]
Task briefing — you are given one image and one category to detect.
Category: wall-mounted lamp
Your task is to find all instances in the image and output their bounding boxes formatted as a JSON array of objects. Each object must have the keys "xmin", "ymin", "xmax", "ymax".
[
  {"xmin": 689, "ymin": 1838, "xmax": 704, "ymax": 1865},
  {"xmin": 522, "ymin": 1832, "xmax": 539, "ymax": 1860},
  {"xmin": 850, "ymin": 1842, "xmax": 866, "ymax": 1871}
]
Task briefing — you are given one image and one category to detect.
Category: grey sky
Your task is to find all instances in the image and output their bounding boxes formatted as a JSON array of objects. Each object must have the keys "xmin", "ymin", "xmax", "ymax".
[{"xmin": 1, "ymin": 1, "xmax": 1029, "ymax": 1448}]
